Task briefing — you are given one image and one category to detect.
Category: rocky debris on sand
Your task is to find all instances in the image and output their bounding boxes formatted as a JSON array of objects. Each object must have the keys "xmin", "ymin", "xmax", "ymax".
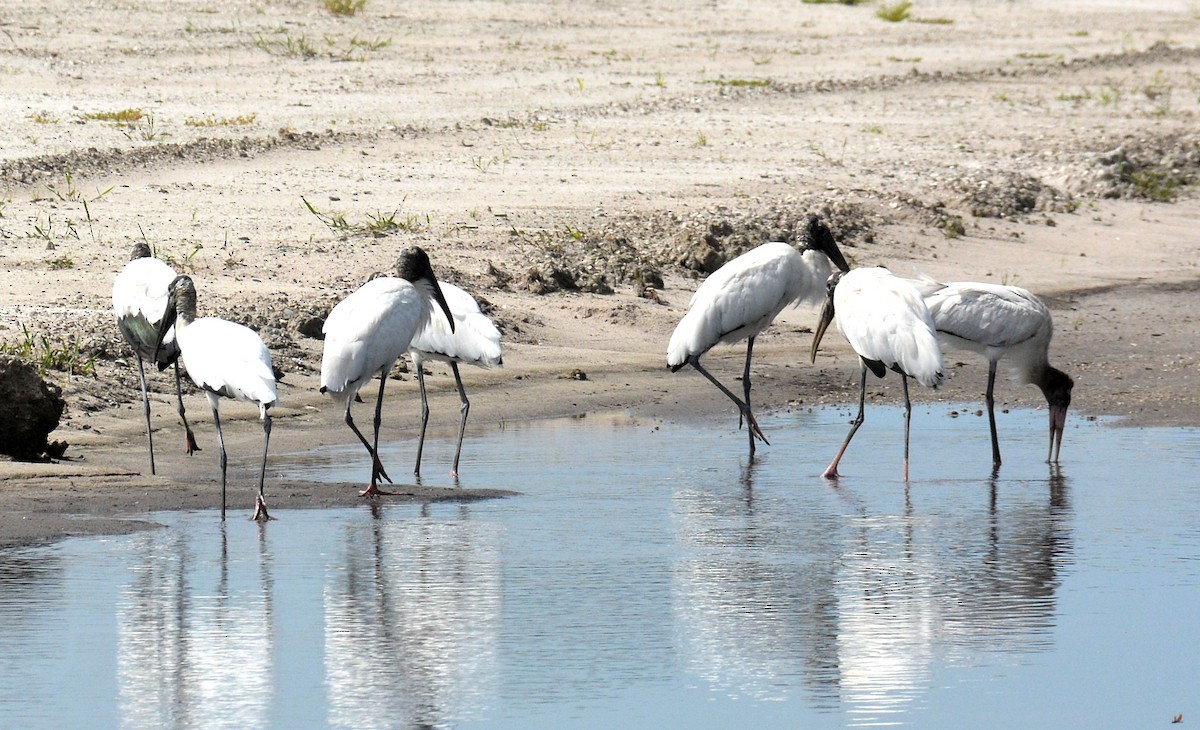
[
  {"xmin": 1077, "ymin": 133, "xmax": 1200, "ymax": 202},
  {"xmin": 954, "ymin": 171, "xmax": 1074, "ymax": 220}
]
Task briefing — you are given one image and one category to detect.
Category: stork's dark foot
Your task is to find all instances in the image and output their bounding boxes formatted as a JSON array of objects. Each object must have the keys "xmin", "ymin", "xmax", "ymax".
[
  {"xmin": 372, "ymin": 457, "xmax": 393, "ymax": 485},
  {"xmin": 186, "ymin": 431, "xmax": 201, "ymax": 455},
  {"xmin": 743, "ymin": 410, "xmax": 770, "ymax": 445}
]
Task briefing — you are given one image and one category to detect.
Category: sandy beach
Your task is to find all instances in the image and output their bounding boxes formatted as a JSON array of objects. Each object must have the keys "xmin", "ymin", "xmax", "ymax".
[{"xmin": 0, "ymin": 0, "xmax": 1197, "ymax": 545}]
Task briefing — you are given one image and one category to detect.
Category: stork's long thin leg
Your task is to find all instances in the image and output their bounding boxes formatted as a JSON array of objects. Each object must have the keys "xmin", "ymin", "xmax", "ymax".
[
  {"xmin": 361, "ymin": 371, "xmax": 396, "ymax": 497},
  {"xmin": 742, "ymin": 336, "xmax": 757, "ymax": 456},
  {"xmin": 211, "ymin": 401, "xmax": 227, "ymax": 521},
  {"xmin": 986, "ymin": 361, "xmax": 1002, "ymax": 468},
  {"xmin": 450, "ymin": 362, "xmax": 469, "ymax": 477},
  {"xmin": 343, "ymin": 379, "xmax": 394, "ymax": 487},
  {"xmin": 174, "ymin": 359, "xmax": 200, "ymax": 455},
  {"xmin": 414, "ymin": 365, "xmax": 430, "ymax": 478},
  {"xmin": 252, "ymin": 411, "xmax": 272, "ymax": 522},
  {"xmin": 136, "ymin": 354, "xmax": 156, "ymax": 475},
  {"xmin": 688, "ymin": 354, "xmax": 769, "ymax": 449},
  {"xmin": 824, "ymin": 362, "xmax": 868, "ymax": 479},
  {"xmin": 902, "ymin": 373, "xmax": 911, "ymax": 482}
]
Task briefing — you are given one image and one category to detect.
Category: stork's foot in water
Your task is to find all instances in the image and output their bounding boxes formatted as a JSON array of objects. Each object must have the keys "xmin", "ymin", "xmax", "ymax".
[
  {"xmin": 252, "ymin": 495, "xmax": 272, "ymax": 522},
  {"xmin": 822, "ymin": 465, "xmax": 841, "ymax": 480},
  {"xmin": 740, "ymin": 409, "xmax": 770, "ymax": 446}
]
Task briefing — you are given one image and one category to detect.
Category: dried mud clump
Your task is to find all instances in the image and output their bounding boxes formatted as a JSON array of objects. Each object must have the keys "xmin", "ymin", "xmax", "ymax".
[
  {"xmin": 515, "ymin": 230, "xmax": 651, "ymax": 296},
  {"xmin": 894, "ymin": 194, "xmax": 968, "ymax": 238},
  {"xmin": 955, "ymin": 172, "xmax": 1074, "ymax": 220},
  {"xmin": 647, "ymin": 199, "xmax": 875, "ymax": 278},
  {"xmin": 509, "ymin": 198, "xmax": 872, "ymax": 296},
  {"xmin": 1079, "ymin": 134, "xmax": 1200, "ymax": 202},
  {"xmin": 0, "ymin": 355, "xmax": 67, "ymax": 461}
]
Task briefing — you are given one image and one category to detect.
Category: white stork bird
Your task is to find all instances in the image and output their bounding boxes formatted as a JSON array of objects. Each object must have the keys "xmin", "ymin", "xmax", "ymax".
[
  {"xmin": 320, "ymin": 246, "xmax": 455, "ymax": 496},
  {"xmin": 153, "ymin": 275, "xmax": 277, "ymax": 521},
  {"xmin": 810, "ymin": 267, "xmax": 945, "ymax": 480},
  {"xmin": 112, "ymin": 242, "xmax": 200, "ymax": 474},
  {"xmin": 408, "ymin": 282, "xmax": 503, "ymax": 478},
  {"xmin": 911, "ymin": 273, "xmax": 1074, "ymax": 467},
  {"xmin": 667, "ymin": 214, "xmax": 850, "ymax": 455}
]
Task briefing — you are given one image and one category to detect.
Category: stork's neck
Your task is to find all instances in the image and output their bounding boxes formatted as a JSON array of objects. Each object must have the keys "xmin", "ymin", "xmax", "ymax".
[{"xmin": 174, "ymin": 284, "xmax": 199, "ymax": 329}]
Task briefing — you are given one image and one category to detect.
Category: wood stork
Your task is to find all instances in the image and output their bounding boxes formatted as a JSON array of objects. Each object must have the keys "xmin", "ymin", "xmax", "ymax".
[
  {"xmin": 408, "ymin": 282, "xmax": 503, "ymax": 478},
  {"xmin": 667, "ymin": 214, "xmax": 850, "ymax": 455},
  {"xmin": 320, "ymin": 246, "xmax": 455, "ymax": 496},
  {"xmin": 153, "ymin": 275, "xmax": 277, "ymax": 521},
  {"xmin": 112, "ymin": 243, "xmax": 200, "ymax": 474},
  {"xmin": 911, "ymin": 273, "xmax": 1074, "ymax": 467},
  {"xmin": 810, "ymin": 267, "xmax": 945, "ymax": 480}
]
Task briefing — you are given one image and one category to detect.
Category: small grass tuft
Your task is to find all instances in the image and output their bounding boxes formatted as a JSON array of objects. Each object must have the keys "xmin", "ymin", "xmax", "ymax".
[
  {"xmin": 82, "ymin": 108, "xmax": 144, "ymax": 123},
  {"xmin": 302, "ymin": 196, "xmax": 351, "ymax": 232},
  {"xmin": 323, "ymin": 0, "xmax": 366, "ymax": 16},
  {"xmin": 185, "ymin": 113, "xmax": 258, "ymax": 127},
  {"xmin": 876, "ymin": 1, "xmax": 912, "ymax": 22},
  {"xmin": 704, "ymin": 77, "xmax": 772, "ymax": 88},
  {"xmin": 1131, "ymin": 169, "xmax": 1187, "ymax": 202},
  {"xmin": 0, "ymin": 324, "xmax": 96, "ymax": 378}
]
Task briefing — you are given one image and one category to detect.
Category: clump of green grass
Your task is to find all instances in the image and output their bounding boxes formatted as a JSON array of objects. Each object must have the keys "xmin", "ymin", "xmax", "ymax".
[
  {"xmin": 254, "ymin": 32, "xmax": 318, "ymax": 59},
  {"xmin": 28, "ymin": 111, "xmax": 58, "ymax": 124},
  {"xmin": 45, "ymin": 256, "xmax": 74, "ymax": 270},
  {"xmin": 704, "ymin": 78, "xmax": 772, "ymax": 88},
  {"xmin": 120, "ymin": 113, "xmax": 165, "ymax": 142},
  {"xmin": 1131, "ymin": 169, "xmax": 1187, "ymax": 202},
  {"xmin": 324, "ymin": 0, "xmax": 366, "ymax": 16},
  {"xmin": 304, "ymin": 197, "xmax": 426, "ymax": 236},
  {"xmin": 303, "ymin": 196, "xmax": 351, "ymax": 232},
  {"xmin": 876, "ymin": 1, "xmax": 912, "ymax": 22},
  {"xmin": 802, "ymin": 0, "xmax": 871, "ymax": 4},
  {"xmin": 81, "ymin": 108, "xmax": 144, "ymax": 123},
  {"xmin": 185, "ymin": 113, "xmax": 258, "ymax": 127},
  {"xmin": 0, "ymin": 324, "xmax": 95, "ymax": 377}
]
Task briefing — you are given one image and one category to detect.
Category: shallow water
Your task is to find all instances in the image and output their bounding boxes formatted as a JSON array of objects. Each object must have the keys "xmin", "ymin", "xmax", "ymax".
[{"xmin": 0, "ymin": 406, "xmax": 1197, "ymax": 728}]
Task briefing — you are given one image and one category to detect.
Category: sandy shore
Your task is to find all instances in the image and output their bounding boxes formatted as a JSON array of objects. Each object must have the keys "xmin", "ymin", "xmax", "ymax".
[{"xmin": 0, "ymin": 0, "xmax": 1198, "ymax": 545}]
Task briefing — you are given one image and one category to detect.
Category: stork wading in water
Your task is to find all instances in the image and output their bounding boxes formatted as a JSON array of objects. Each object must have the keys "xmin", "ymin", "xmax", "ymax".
[
  {"xmin": 154, "ymin": 275, "xmax": 277, "ymax": 521},
  {"xmin": 320, "ymin": 246, "xmax": 455, "ymax": 496},
  {"xmin": 811, "ymin": 267, "xmax": 945, "ymax": 480},
  {"xmin": 408, "ymin": 282, "xmax": 503, "ymax": 478},
  {"xmin": 112, "ymin": 242, "xmax": 200, "ymax": 474},
  {"xmin": 667, "ymin": 214, "xmax": 850, "ymax": 455},
  {"xmin": 911, "ymin": 273, "xmax": 1074, "ymax": 468}
]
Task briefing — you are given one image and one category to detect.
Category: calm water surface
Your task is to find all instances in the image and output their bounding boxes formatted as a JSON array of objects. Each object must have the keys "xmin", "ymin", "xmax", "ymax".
[{"xmin": 0, "ymin": 406, "xmax": 1197, "ymax": 728}]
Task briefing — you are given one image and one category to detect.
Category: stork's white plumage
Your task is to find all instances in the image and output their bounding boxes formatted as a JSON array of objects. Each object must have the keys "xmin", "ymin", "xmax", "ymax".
[
  {"xmin": 912, "ymin": 272, "xmax": 1073, "ymax": 467},
  {"xmin": 408, "ymin": 282, "xmax": 503, "ymax": 478},
  {"xmin": 112, "ymin": 242, "xmax": 199, "ymax": 474},
  {"xmin": 154, "ymin": 275, "xmax": 277, "ymax": 520},
  {"xmin": 811, "ymin": 267, "xmax": 944, "ymax": 479},
  {"xmin": 320, "ymin": 246, "xmax": 455, "ymax": 495},
  {"xmin": 667, "ymin": 214, "xmax": 850, "ymax": 455}
]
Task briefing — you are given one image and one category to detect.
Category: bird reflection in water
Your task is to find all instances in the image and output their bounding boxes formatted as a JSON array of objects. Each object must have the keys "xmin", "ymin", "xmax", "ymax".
[
  {"xmin": 323, "ymin": 503, "xmax": 501, "ymax": 729},
  {"xmin": 116, "ymin": 521, "xmax": 274, "ymax": 727},
  {"xmin": 671, "ymin": 465, "xmax": 1073, "ymax": 721}
]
